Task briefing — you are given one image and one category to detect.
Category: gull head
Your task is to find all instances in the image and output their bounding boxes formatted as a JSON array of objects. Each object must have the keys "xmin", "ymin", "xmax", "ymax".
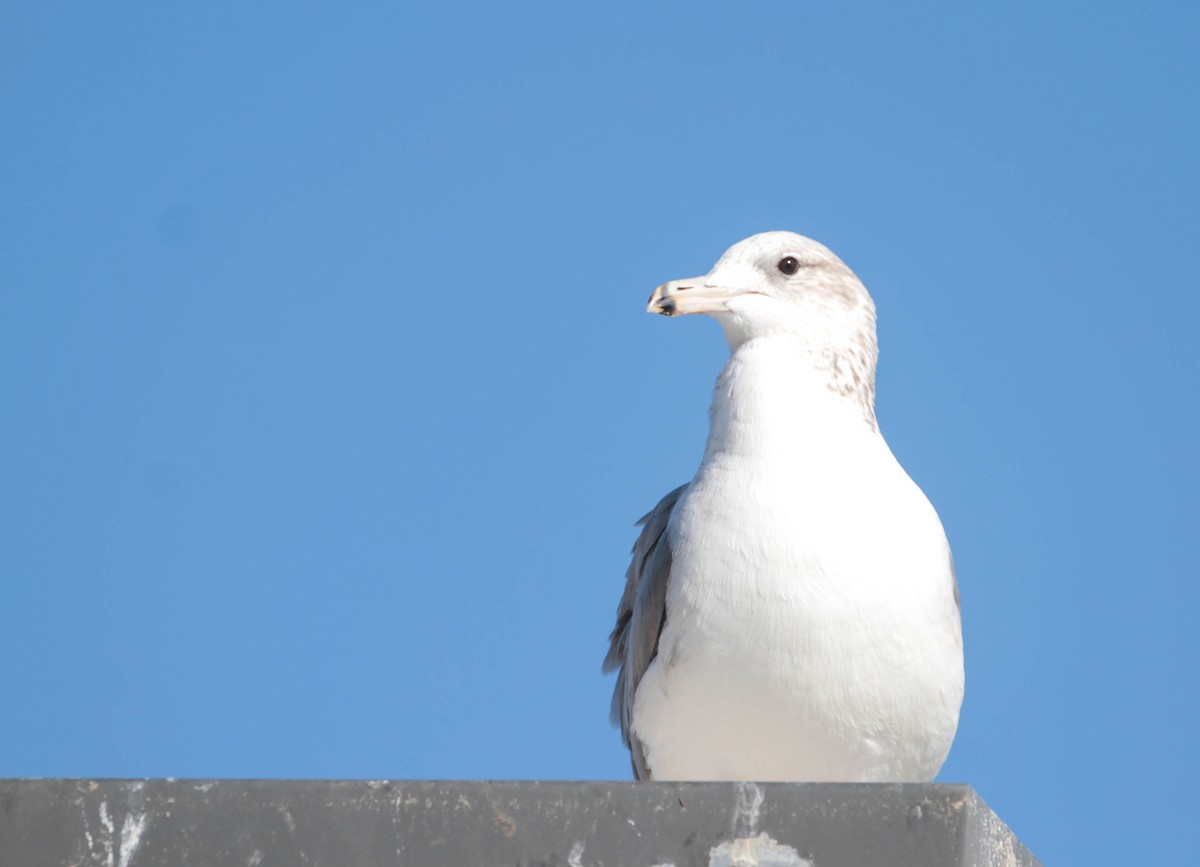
[{"xmin": 647, "ymin": 231, "xmax": 877, "ymax": 352}]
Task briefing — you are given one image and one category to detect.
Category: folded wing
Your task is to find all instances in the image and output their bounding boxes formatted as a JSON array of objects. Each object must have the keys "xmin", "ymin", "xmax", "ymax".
[{"xmin": 602, "ymin": 483, "xmax": 687, "ymax": 780}]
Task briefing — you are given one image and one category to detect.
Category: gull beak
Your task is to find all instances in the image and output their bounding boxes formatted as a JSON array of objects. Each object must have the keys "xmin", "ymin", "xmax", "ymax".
[{"xmin": 647, "ymin": 277, "xmax": 747, "ymax": 317}]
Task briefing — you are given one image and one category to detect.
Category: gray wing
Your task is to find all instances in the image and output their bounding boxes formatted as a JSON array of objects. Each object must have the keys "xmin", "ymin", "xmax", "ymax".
[{"xmin": 602, "ymin": 483, "xmax": 687, "ymax": 781}]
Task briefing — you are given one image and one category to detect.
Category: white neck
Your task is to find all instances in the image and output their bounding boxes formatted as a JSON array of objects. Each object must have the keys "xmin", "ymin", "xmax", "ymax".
[{"xmin": 702, "ymin": 336, "xmax": 879, "ymax": 464}]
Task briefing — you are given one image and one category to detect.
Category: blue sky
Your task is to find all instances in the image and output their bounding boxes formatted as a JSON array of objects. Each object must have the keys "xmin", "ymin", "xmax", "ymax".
[{"xmin": 2, "ymin": 2, "xmax": 1197, "ymax": 864}]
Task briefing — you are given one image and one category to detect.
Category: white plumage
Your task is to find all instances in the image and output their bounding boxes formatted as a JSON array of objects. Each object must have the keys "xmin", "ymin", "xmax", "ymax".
[{"xmin": 604, "ymin": 232, "xmax": 963, "ymax": 782}]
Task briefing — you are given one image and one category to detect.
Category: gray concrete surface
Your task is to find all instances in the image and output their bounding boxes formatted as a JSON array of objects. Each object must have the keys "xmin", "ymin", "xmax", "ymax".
[{"xmin": 0, "ymin": 779, "xmax": 1040, "ymax": 867}]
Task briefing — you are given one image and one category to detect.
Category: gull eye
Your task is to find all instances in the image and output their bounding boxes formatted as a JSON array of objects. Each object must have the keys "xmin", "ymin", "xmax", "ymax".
[{"xmin": 777, "ymin": 256, "xmax": 801, "ymax": 275}]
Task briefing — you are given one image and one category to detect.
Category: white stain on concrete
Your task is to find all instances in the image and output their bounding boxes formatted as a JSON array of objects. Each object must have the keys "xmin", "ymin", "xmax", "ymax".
[
  {"xmin": 79, "ymin": 803, "xmax": 98, "ymax": 864},
  {"xmin": 567, "ymin": 840, "xmax": 586, "ymax": 867},
  {"xmin": 713, "ymin": 787, "xmax": 810, "ymax": 867},
  {"xmin": 78, "ymin": 793, "xmax": 150, "ymax": 867},
  {"xmin": 97, "ymin": 801, "xmax": 116, "ymax": 866},
  {"xmin": 117, "ymin": 810, "xmax": 148, "ymax": 867},
  {"xmin": 708, "ymin": 832, "xmax": 811, "ymax": 867},
  {"xmin": 98, "ymin": 801, "xmax": 114, "ymax": 835},
  {"xmin": 732, "ymin": 783, "xmax": 765, "ymax": 837}
]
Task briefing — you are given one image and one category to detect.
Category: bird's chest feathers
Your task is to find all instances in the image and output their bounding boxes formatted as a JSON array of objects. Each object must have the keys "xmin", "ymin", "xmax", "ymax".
[
  {"xmin": 662, "ymin": 344, "xmax": 945, "ymax": 658},
  {"xmin": 670, "ymin": 454, "xmax": 911, "ymax": 610}
]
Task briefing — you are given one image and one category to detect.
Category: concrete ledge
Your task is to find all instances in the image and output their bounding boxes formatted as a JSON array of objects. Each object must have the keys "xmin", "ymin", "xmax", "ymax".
[{"xmin": 0, "ymin": 779, "xmax": 1040, "ymax": 866}]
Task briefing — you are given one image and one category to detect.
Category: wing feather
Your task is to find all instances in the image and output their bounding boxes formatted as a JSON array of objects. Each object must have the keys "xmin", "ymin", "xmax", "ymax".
[{"xmin": 602, "ymin": 484, "xmax": 687, "ymax": 780}]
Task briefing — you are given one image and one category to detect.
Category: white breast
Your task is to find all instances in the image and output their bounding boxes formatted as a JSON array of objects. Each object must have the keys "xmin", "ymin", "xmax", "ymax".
[{"xmin": 631, "ymin": 339, "xmax": 964, "ymax": 782}]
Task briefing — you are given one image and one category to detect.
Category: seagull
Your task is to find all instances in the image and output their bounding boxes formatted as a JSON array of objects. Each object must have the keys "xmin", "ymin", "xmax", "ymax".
[{"xmin": 604, "ymin": 232, "xmax": 964, "ymax": 782}]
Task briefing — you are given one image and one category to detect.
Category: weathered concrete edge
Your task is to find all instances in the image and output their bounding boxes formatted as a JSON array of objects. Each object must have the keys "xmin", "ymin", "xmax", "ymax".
[
  {"xmin": 0, "ymin": 779, "xmax": 1042, "ymax": 867},
  {"xmin": 963, "ymin": 788, "xmax": 1041, "ymax": 867}
]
